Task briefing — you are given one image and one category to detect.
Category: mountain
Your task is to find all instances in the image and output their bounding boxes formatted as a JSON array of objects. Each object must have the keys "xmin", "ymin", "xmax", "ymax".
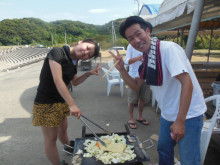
[{"xmin": 0, "ymin": 17, "xmax": 128, "ymax": 49}]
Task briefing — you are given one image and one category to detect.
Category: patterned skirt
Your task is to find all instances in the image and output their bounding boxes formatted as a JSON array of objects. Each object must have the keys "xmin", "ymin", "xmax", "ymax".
[{"xmin": 32, "ymin": 102, "xmax": 70, "ymax": 127}]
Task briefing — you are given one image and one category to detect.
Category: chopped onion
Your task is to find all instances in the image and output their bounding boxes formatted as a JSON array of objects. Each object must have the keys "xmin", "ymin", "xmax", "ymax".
[{"xmin": 82, "ymin": 134, "xmax": 136, "ymax": 164}]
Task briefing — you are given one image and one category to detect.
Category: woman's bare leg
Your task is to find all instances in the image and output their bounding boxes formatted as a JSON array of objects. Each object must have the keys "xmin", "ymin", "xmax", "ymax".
[
  {"xmin": 41, "ymin": 126, "xmax": 61, "ymax": 165},
  {"xmin": 58, "ymin": 117, "xmax": 69, "ymax": 145}
]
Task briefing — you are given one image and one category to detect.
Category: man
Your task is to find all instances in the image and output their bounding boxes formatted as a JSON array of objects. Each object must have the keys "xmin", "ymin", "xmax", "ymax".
[
  {"xmin": 125, "ymin": 44, "xmax": 151, "ymax": 129},
  {"xmin": 109, "ymin": 16, "xmax": 206, "ymax": 165}
]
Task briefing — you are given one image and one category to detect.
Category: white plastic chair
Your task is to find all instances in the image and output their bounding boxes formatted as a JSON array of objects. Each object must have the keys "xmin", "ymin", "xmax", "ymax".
[
  {"xmin": 108, "ymin": 60, "xmax": 119, "ymax": 77},
  {"xmin": 151, "ymin": 89, "xmax": 159, "ymax": 113},
  {"xmin": 101, "ymin": 67, "xmax": 124, "ymax": 97},
  {"xmin": 108, "ymin": 60, "xmax": 115, "ymax": 68},
  {"xmin": 152, "ymin": 91, "xmax": 156, "ymax": 107},
  {"xmin": 200, "ymin": 95, "xmax": 220, "ymax": 165}
]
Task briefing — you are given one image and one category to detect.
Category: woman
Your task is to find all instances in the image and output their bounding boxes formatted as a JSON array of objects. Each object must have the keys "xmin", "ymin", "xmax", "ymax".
[{"xmin": 32, "ymin": 39, "xmax": 101, "ymax": 165}]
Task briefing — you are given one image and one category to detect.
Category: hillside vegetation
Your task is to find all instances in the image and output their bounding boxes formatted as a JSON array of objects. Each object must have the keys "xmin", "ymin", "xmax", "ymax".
[
  {"xmin": 0, "ymin": 18, "xmax": 219, "ymax": 50},
  {"xmin": 0, "ymin": 18, "xmax": 128, "ymax": 50}
]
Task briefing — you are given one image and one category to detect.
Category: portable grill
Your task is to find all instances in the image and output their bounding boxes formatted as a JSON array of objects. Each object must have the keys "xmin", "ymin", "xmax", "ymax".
[
  {"xmin": 80, "ymin": 60, "xmax": 92, "ymax": 71},
  {"xmin": 71, "ymin": 124, "xmax": 153, "ymax": 165}
]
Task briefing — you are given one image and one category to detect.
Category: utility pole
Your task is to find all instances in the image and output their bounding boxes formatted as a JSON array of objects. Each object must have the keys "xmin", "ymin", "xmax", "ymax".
[
  {"xmin": 51, "ymin": 34, "xmax": 54, "ymax": 46},
  {"xmin": 51, "ymin": 34, "xmax": 55, "ymax": 46},
  {"xmin": 65, "ymin": 31, "xmax": 67, "ymax": 45},
  {"xmin": 112, "ymin": 21, "xmax": 116, "ymax": 46},
  {"xmin": 134, "ymin": 0, "xmax": 141, "ymax": 14}
]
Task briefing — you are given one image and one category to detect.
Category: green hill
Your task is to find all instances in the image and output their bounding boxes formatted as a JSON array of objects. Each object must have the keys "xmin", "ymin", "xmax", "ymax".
[
  {"xmin": 0, "ymin": 17, "xmax": 128, "ymax": 49},
  {"xmin": 1, "ymin": 17, "xmax": 218, "ymax": 50}
]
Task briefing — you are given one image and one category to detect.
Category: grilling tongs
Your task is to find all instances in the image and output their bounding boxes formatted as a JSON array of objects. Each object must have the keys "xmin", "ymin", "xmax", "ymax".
[{"xmin": 80, "ymin": 114, "xmax": 111, "ymax": 147}]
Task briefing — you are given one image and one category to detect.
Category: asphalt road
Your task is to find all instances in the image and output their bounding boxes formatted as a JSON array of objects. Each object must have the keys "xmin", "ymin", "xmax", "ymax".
[
  {"xmin": 0, "ymin": 60, "xmax": 219, "ymax": 165},
  {"xmin": 0, "ymin": 61, "xmax": 161, "ymax": 165}
]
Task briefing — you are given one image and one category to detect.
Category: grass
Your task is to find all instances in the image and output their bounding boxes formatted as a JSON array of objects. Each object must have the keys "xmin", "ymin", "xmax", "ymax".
[
  {"xmin": 100, "ymin": 50, "xmax": 126, "ymax": 62},
  {"xmin": 100, "ymin": 49, "xmax": 220, "ymax": 63},
  {"xmin": 1, "ymin": 45, "xmax": 220, "ymax": 63},
  {"xmin": 192, "ymin": 49, "xmax": 220, "ymax": 62},
  {"xmin": 193, "ymin": 49, "xmax": 220, "ymax": 54}
]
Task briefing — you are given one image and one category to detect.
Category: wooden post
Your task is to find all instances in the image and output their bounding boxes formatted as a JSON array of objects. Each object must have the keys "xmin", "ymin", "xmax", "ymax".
[{"xmin": 207, "ymin": 29, "xmax": 214, "ymax": 63}]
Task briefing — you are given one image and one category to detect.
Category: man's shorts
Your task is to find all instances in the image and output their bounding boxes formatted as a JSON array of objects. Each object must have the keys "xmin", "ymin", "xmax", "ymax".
[
  {"xmin": 127, "ymin": 83, "xmax": 151, "ymax": 104},
  {"xmin": 32, "ymin": 102, "xmax": 70, "ymax": 127}
]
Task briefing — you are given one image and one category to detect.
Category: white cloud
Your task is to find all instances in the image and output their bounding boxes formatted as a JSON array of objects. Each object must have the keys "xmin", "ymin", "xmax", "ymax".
[{"xmin": 88, "ymin": 9, "xmax": 109, "ymax": 13}]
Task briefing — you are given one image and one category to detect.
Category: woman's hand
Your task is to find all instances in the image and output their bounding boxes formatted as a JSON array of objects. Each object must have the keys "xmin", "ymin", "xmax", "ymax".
[
  {"xmin": 87, "ymin": 63, "xmax": 102, "ymax": 76},
  {"xmin": 69, "ymin": 104, "xmax": 82, "ymax": 119}
]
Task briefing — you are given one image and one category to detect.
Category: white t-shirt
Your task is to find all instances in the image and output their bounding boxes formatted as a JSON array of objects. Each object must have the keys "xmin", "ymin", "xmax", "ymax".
[
  {"xmin": 125, "ymin": 44, "xmax": 143, "ymax": 78},
  {"xmin": 142, "ymin": 41, "xmax": 207, "ymax": 121}
]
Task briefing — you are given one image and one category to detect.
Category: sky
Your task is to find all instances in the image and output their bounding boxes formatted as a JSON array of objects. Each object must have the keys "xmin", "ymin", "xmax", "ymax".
[{"xmin": 0, "ymin": 0, "xmax": 164, "ymax": 25}]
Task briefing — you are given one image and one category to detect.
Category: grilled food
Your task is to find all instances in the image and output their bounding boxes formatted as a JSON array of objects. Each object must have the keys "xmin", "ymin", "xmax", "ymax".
[{"xmin": 82, "ymin": 134, "xmax": 136, "ymax": 164}]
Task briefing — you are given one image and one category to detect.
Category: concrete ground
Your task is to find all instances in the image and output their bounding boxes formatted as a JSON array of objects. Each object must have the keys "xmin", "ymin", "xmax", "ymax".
[
  {"xmin": 0, "ymin": 60, "xmax": 161, "ymax": 165},
  {"xmin": 0, "ymin": 60, "xmax": 219, "ymax": 165}
]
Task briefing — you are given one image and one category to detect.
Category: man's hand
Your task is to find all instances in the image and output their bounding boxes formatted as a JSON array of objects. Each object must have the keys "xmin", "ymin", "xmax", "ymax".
[
  {"xmin": 170, "ymin": 72, "xmax": 192, "ymax": 142},
  {"xmin": 108, "ymin": 49, "xmax": 125, "ymax": 71},
  {"xmin": 136, "ymin": 55, "xmax": 143, "ymax": 62},
  {"xmin": 170, "ymin": 120, "xmax": 185, "ymax": 142},
  {"xmin": 69, "ymin": 104, "xmax": 82, "ymax": 119}
]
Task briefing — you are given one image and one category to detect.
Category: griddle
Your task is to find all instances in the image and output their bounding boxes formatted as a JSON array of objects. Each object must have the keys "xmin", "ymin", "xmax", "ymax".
[{"xmin": 73, "ymin": 124, "xmax": 150, "ymax": 165}]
